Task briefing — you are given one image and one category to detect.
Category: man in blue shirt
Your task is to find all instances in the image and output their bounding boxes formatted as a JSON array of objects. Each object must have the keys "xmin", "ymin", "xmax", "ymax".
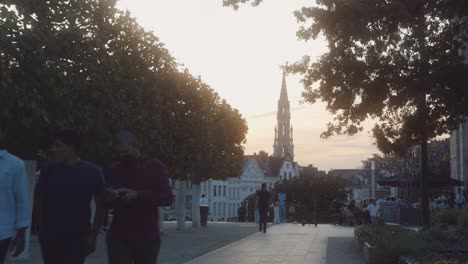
[
  {"xmin": 35, "ymin": 129, "xmax": 105, "ymax": 264},
  {"xmin": 278, "ymin": 193, "xmax": 286, "ymax": 223},
  {"xmin": 0, "ymin": 129, "xmax": 30, "ymax": 263}
]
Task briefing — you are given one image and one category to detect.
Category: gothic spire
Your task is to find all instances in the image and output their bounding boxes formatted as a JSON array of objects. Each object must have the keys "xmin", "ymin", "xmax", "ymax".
[{"xmin": 280, "ymin": 72, "xmax": 288, "ymax": 101}]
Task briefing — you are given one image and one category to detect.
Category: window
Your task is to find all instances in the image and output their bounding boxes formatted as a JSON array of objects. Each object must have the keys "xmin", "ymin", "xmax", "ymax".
[
  {"xmin": 214, "ymin": 186, "xmax": 217, "ymax": 197},
  {"xmin": 218, "ymin": 186, "xmax": 222, "ymax": 196},
  {"xmin": 213, "ymin": 203, "xmax": 217, "ymax": 216},
  {"xmin": 289, "ymin": 172, "xmax": 292, "ymax": 178},
  {"xmin": 218, "ymin": 203, "xmax": 222, "ymax": 216},
  {"xmin": 223, "ymin": 186, "xmax": 227, "ymax": 197},
  {"xmin": 223, "ymin": 203, "xmax": 226, "ymax": 216},
  {"xmin": 185, "ymin": 195, "xmax": 191, "ymax": 209},
  {"xmin": 228, "ymin": 204, "xmax": 231, "ymax": 217},
  {"xmin": 287, "ymin": 163, "xmax": 290, "ymax": 169},
  {"xmin": 228, "ymin": 187, "xmax": 231, "ymax": 198},
  {"xmin": 284, "ymin": 172, "xmax": 287, "ymax": 178}
]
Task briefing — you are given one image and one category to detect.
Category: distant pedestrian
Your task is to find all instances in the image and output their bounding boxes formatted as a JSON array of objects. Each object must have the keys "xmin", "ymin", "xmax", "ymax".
[
  {"xmin": 448, "ymin": 191, "xmax": 455, "ymax": 209},
  {"xmin": 273, "ymin": 197, "xmax": 280, "ymax": 224},
  {"xmin": 0, "ymin": 129, "xmax": 30, "ymax": 263},
  {"xmin": 200, "ymin": 194, "xmax": 209, "ymax": 227},
  {"xmin": 366, "ymin": 199, "xmax": 377, "ymax": 224},
  {"xmin": 278, "ymin": 193, "xmax": 286, "ymax": 223},
  {"xmin": 105, "ymin": 130, "xmax": 173, "ymax": 264},
  {"xmin": 256, "ymin": 183, "xmax": 271, "ymax": 233},
  {"xmin": 237, "ymin": 203, "xmax": 247, "ymax": 222},
  {"xmin": 35, "ymin": 129, "xmax": 105, "ymax": 264},
  {"xmin": 455, "ymin": 189, "xmax": 465, "ymax": 209},
  {"xmin": 376, "ymin": 196, "xmax": 385, "ymax": 209}
]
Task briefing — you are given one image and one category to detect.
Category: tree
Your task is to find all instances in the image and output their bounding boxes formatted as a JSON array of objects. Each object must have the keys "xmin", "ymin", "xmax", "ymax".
[
  {"xmin": 1, "ymin": 0, "xmax": 248, "ymax": 229},
  {"xmin": 374, "ymin": 139, "xmax": 450, "ymax": 201},
  {"xmin": 224, "ymin": 0, "xmax": 468, "ymax": 226}
]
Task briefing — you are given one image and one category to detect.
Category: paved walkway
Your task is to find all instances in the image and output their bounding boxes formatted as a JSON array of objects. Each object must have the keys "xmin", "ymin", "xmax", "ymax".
[
  {"xmin": 185, "ymin": 224, "xmax": 365, "ymax": 264},
  {"xmin": 6, "ymin": 222, "xmax": 259, "ymax": 264},
  {"xmin": 6, "ymin": 223, "xmax": 363, "ymax": 264}
]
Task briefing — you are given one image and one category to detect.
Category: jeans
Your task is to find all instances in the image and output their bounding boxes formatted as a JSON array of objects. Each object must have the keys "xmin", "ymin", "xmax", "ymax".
[
  {"xmin": 39, "ymin": 233, "xmax": 87, "ymax": 264},
  {"xmin": 200, "ymin": 207, "xmax": 209, "ymax": 227},
  {"xmin": 279, "ymin": 205, "xmax": 286, "ymax": 223},
  {"xmin": 258, "ymin": 207, "xmax": 268, "ymax": 232},
  {"xmin": 0, "ymin": 238, "xmax": 11, "ymax": 264},
  {"xmin": 107, "ymin": 235, "xmax": 161, "ymax": 264}
]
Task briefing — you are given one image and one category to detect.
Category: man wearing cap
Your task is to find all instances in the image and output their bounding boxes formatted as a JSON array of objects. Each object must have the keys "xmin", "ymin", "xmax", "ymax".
[
  {"xmin": 105, "ymin": 130, "xmax": 173, "ymax": 264},
  {"xmin": 0, "ymin": 129, "xmax": 30, "ymax": 263}
]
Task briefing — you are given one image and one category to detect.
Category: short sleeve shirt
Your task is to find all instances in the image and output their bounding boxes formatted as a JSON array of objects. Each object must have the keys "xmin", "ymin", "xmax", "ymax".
[{"xmin": 37, "ymin": 160, "xmax": 104, "ymax": 236}]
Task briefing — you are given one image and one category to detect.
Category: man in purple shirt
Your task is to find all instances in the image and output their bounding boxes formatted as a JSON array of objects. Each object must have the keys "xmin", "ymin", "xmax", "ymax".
[{"xmin": 105, "ymin": 130, "xmax": 173, "ymax": 264}]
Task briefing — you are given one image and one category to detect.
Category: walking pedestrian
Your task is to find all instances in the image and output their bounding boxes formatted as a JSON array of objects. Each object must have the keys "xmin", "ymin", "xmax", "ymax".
[
  {"xmin": 35, "ymin": 129, "xmax": 105, "ymax": 264},
  {"xmin": 237, "ymin": 203, "xmax": 246, "ymax": 222},
  {"xmin": 105, "ymin": 130, "xmax": 173, "ymax": 264},
  {"xmin": 456, "ymin": 189, "xmax": 465, "ymax": 209},
  {"xmin": 199, "ymin": 194, "xmax": 209, "ymax": 227},
  {"xmin": 0, "ymin": 129, "xmax": 30, "ymax": 263},
  {"xmin": 366, "ymin": 199, "xmax": 377, "ymax": 224},
  {"xmin": 273, "ymin": 196, "xmax": 280, "ymax": 224},
  {"xmin": 256, "ymin": 183, "xmax": 271, "ymax": 233},
  {"xmin": 278, "ymin": 193, "xmax": 286, "ymax": 223}
]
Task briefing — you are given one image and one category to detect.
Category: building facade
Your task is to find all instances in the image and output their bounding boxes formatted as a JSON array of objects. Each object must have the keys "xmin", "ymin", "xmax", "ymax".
[{"xmin": 450, "ymin": 118, "xmax": 468, "ymax": 192}]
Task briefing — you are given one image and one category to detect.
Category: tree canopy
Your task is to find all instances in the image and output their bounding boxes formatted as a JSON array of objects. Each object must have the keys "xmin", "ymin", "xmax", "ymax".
[
  {"xmin": 273, "ymin": 172, "xmax": 348, "ymax": 214},
  {"xmin": 1, "ymin": 0, "xmax": 247, "ymax": 181},
  {"xmin": 224, "ymin": 0, "xmax": 468, "ymax": 154}
]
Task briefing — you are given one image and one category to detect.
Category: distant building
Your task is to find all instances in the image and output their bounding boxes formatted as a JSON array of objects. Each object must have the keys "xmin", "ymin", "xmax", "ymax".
[{"xmin": 450, "ymin": 118, "xmax": 468, "ymax": 192}]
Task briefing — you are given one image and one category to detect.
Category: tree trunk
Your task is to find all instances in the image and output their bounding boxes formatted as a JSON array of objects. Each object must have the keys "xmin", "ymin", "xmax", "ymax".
[
  {"xmin": 175, "ymin": 180, "xmax": 186, "ymax": 231},
  {"xmin": 191, "ymin": 172, "xmax": 201, "ymax": 228},
  {"xmin": 420, "ymin": 140, "xmax": 430, "ymax": 227}
]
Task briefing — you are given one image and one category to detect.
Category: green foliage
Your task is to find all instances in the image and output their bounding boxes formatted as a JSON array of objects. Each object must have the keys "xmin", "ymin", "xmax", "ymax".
[
  {"xmin": 0, "ymin": 1, "xmax": 247, "ymax": 181},
  {"xmin": 432, "ymin": 209, "xmax": 459, "ymax": 226},
  {"xmin": 355, "ymin": 224, "xmax": 468, "ymax": 263},
  {"xmin": 273, "ymin": 172, "xmax": 348, "ymax": 214}
]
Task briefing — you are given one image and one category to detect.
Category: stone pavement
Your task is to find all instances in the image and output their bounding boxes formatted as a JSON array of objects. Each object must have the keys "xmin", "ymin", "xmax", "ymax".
[
  {"xmin": 6, "ymin": 223, "xmax": 364, "ymax": 264},
  {"xmin": 6, "ymin": 222, "xmax": 259, "ymax": 264},
  {"xmin": 185, "ymin": 223, "xmax": 365, "ymax": 264}
]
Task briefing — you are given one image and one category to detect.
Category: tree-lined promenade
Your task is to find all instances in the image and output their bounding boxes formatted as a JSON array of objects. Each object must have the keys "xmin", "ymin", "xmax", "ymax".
[{"xmin": 0, "ymin": 0, "xmax": 247, "ymax": 228}]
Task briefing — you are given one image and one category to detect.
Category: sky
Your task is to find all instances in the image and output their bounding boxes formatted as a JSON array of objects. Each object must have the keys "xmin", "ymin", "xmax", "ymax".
[{"xmin": 117, "ymin": 0, "xmax": 378, "ymax": 171}]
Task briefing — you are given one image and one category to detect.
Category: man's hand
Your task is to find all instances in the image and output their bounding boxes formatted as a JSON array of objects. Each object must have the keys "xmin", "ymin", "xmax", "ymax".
[
  {"xmin": 116, "ymin": 188, "xmax": 138, "ymax": 201},
  {"xmin": 84, "ymin": 231, "xmax": 98, "ymax": 256},
  {"xmin": 10, "ymin": 229, "xmax": 26, "ymax": 257}
]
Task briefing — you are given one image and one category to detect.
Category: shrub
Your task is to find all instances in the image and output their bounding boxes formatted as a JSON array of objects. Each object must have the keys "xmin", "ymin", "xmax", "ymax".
[{"xmin": 432, "ymin": 209, "xmax": 459, "ymax": 226}]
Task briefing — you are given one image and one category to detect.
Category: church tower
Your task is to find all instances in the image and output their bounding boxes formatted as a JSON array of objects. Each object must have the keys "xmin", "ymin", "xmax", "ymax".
[{"xmin": 273, "ymin": 74, "xmax": 294, "ymax": 160}]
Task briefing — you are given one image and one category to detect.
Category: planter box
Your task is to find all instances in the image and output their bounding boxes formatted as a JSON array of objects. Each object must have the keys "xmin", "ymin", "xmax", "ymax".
[
  {"xmin": 354, "ymin": 232, "xmax": 378, "ymax": 264},
  {"xmin": 362, "ymin": 242, "xmax": 378, "ymax": 264}
]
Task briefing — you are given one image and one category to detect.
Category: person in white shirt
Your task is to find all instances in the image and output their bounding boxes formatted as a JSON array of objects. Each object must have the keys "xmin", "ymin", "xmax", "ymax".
[
  {"xmin": 199, "ymin": 194, "xmax": 209, "ymax": 227},
  {"xmin": 366, "ymin": 199, "xmax": 378, "ymax": 223},
  {"xmin": 0, "ymin": 129, "xmax": 30, "ymax": 263},
  {"xmin": 376, "ymin": 196, "xmax": 385, "ymax": 209}
]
